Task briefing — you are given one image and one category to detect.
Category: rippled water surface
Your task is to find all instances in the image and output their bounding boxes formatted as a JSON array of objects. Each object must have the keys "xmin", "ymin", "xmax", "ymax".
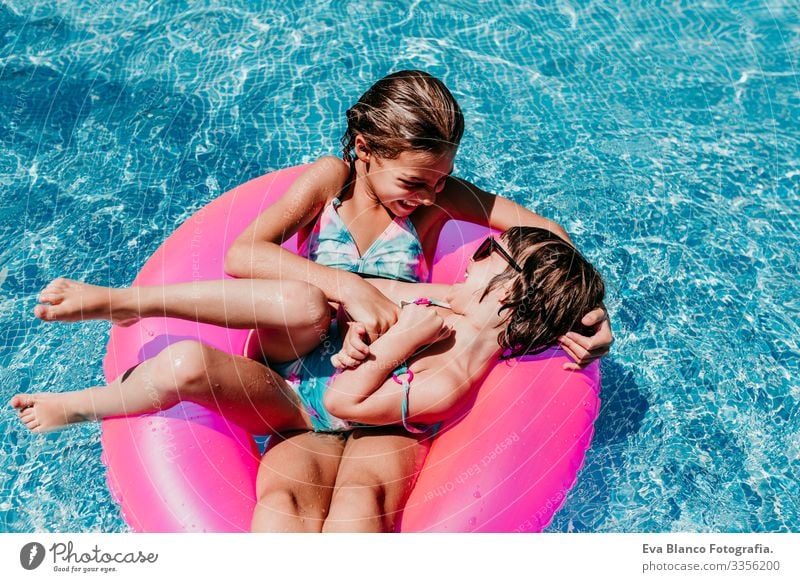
[{"xmin": 1, "ymin": 0, "xmax": 798, "ymax": 532}]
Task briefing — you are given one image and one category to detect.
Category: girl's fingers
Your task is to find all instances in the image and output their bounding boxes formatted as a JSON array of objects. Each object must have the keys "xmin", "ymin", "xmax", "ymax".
[
  {"xmin": 339, "ymin": 354, "xmax": 359, "ymax": 368},
  {"xmin": 559, "ymin": 334, "xmax": 590, "ymax": 361},
  {"xmin": 343, "ymin": 323, "xmax": 370, "ymax": 358},
  {"xmin": 344, "ymin": 338, "xmax": 370, "ymax": 358},
  {"xmin": 344, "ymin": 346, "xmax": 368, "ymax": 361},
  {"xmin": 559, "ymin": 342, "xmax": 581, "ymax": 368},
  {"xmin": 331, "ymin": 352, "xmax": 360, "ymax": 369},
  {"xmin": 350, "ymin": 334, "xmax": 370, "ymax": 353},
  {"xmin": 370, "ymin": 310, "xmax": 398, "ymax": 337},
  {"xmin": 565, "ymin": 331, "xmax": 593, "ymax": 352},
  {"xmin": 575, "ymin": 314, "xmax": 614, "ymax": 351},
  {"xmin": 562, "ymin": 330, "xmax": 611, "ymax": 356},
  {"xmin": 365, "ymin": 327, "xmax": 381, "ymax": 344},
  {"xmin": 586, "ymin": 318, "xmax": 614, "ymax": 349},
  {"xmin": 581, "ymin": 306, "xmax": 607, "ymax": 327},
  {"xmin": 559, "ymin": 332, "xmax": 611, "ymax": 370},
  {"xmin": 558, "ymin": 335, "xmax": 601, "ymax": 370}
]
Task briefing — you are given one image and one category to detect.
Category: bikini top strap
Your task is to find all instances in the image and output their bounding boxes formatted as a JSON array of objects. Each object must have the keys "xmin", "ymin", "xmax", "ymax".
[
  {"xmin": 392, "ymin": 365, "xmax": 427, "ymax": 434},
  {"xmin": 334, "ymin": 158, "xmax": 357, "ymax": 202},
  {"xmin": 399, "ymin": 297, "xmax": 452, "ymax": 309}
]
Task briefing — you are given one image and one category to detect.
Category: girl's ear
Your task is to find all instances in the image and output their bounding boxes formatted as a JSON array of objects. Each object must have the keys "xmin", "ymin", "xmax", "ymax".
[
  {"xmin": 354, "ymin": 134, "xmax": 371, "ymax": 162},
  {"xmin": 480, "ymin": 280, "xmax": 511, "ymax": 308},
  {"xmin": 498, "ymin": 275, "xmax": 516, "ymax": 300},
  {"xmin": 497, "ymin": 283, "xmax": 511, "ymax": 304},
  {"xmin": 495, "ymin": 277, "xmax": 519, "ymax": 310}
]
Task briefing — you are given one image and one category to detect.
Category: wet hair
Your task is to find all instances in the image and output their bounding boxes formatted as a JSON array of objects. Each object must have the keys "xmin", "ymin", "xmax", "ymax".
[
  {"xmin": 479, "ymin": 227, "xmax": 606, "ymax": 359},
  {"xmin": 341, "ymin": 70, "xmax": 464, "ymax": 163}
]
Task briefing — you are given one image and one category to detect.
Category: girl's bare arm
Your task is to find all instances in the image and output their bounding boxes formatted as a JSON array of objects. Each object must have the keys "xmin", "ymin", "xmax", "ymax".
[
  {"xmin": 439, "ymin": 176, "xmax": 573, "ymax": 244},
  {"xmin": 224, "ymin": 157, "xmax": 399, "ymax": 336},
  {"xmin": 324, "ymin": 306, "xmax": 468, "ymax": 427},
  {"xmin": 225, "ymin": 157, "xmax": 351, "ymax": 299}
]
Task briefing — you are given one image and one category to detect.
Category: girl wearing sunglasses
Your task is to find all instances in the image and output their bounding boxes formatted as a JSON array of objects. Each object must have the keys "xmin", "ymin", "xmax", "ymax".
[{"xmin": 14, "ymin": 226, "xmax": 603, "ymax": 530}]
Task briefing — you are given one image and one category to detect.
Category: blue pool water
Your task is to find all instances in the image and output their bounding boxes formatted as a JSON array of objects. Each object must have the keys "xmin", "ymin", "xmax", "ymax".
[{"xmin": 1, "ymin": 1, "xmax": 798, "ymax": 532}]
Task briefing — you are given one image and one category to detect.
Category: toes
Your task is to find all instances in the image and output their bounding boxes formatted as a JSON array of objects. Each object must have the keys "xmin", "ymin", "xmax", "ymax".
[
  {"xmin": 38, "ymin": 292, "xmax": 64, "ymax": 306},
  {"xmin": 23, "ymin": 415, "xmax": 40, "ymax": 431},
  {"xmin": 10, "ymin": 394, "xmax": 34, "ymax": 409},
  {"xmin": 19, "ymin": 405, "xmax": 36, "ymax": 417},
  {"xmin": 38, "ymin": 278, "xmax": 72, "ymax": 303},
  {"xmin": 34, "ymin": 304, "xmax": 55, "ymax": 320},
  {"xmin": 10, "ymin": 399, "xmax": 47, "ymax": 433},
  {"xmin": 34, "ymin": 304, "xmax": 66, "ymax": 321}
]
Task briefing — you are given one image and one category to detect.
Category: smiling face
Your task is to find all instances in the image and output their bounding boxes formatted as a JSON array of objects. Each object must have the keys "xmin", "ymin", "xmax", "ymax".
[
  {"xmin": 355, "ymin": 135, "xmax": 455, "ymax": 217},
  {"xmin": 445, "ymin": 237, "xmax": 519, "ymax": 315}
]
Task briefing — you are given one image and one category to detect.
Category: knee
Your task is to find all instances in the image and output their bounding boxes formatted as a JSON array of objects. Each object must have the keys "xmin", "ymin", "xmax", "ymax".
[
  {"xmin": 254, "ymin": 482, "xmax": 328, "ymax": 532},
  {"xmin": 154, "ymin": 340, "xmax": 211, "ymax": 395},
  {"xmin": 283, "ymin": 282, "xmax": 330, "ymax": 327},
  {"xmin": 324, "ymin": 482, "xmax": 385, "ymax": 529},
  {"xmin": 332, "ymin": 483, "xmax": 384, "ymax": 510},
  {"xmin": 257, "ymin": 488, "xmax": 301, "ymax": 517},
  {"xmin": 251, "ymin": 488, "xmax": 305, "ymax": 533}
]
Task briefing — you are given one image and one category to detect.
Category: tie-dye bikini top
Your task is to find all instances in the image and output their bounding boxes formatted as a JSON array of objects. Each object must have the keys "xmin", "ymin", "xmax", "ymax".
[{"xmin": 300, "ymin": 197, "xmax": 430, "ymax": 283}]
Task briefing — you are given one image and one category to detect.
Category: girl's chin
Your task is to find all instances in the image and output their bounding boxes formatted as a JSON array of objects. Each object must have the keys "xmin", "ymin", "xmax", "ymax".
[
  {"xmin": 393, "ymin": 200, "xmax": 421, "ymax": 214},
  {"xmin": 444, "ymin": 286, "xmax": 468, "ymax": 313}
]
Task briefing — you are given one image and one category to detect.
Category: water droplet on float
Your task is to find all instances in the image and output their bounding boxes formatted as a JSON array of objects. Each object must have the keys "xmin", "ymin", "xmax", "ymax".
[
  {"xmin": 468, "ymin": 517, "xmax": 477, "ymax": 527},
  {"xmin": 473, "ymin": 488, "xmax": 481, "ymax": 498},
  {"xmin": 147, "ymin": 330, "xmax": 154, "ymax": 337}
]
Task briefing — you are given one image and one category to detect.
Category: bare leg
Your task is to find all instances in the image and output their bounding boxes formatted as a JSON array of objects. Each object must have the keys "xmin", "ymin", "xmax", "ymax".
[
  {"xmin": 10, "ymin": 340, "xmax": 311, "ymax": 434},
  {"xmin": 322, "ymin": 427, "xmax": 430, "ymax": 533},
  {"xmin": 33, "ymin": 278, "xmax": 332, "ymax": 362},
  {"xmin": 251, "ymin": 430, "xmax": 346, "ymax": 532}
]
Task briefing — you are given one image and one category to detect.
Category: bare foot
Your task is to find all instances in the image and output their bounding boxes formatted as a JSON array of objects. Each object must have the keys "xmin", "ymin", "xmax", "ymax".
[
  {"xmin": 33, "ymin": 278, "xmax": 139, "ymax": 326},
  {"xmin": 10, "ymin": 392, "xmax": 95, "ymax": 433}
]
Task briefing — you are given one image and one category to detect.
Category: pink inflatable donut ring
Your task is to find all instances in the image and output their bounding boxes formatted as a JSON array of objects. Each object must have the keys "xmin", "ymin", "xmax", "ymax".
[{"xmin": 101, "ymin": 165, "xmax": 601, "ymax": 532}]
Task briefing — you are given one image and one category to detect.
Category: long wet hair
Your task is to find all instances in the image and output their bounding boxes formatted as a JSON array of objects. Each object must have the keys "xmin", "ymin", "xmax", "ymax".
[
  {"xmin": 480, "ymin": 227, "xmax": 606, "ymax": 359},
  {"xmin": 341, "ymin": 70, "xmax": 464, "ymax": 163}
]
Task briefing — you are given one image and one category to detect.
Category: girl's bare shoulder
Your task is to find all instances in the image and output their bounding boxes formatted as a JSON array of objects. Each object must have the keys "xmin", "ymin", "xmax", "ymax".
[
  {"xmin": 311, "ymin": 155, "xmax": 350, "ymax": 174},
  {"xmin": 306, "ymin": 156, "xmax": 351, "ymax": 198}
]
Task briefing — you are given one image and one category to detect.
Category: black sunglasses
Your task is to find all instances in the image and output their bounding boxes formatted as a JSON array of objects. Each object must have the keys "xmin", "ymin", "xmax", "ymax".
[{"xmin": 472, "ymin": 237, "xmax": 523, "ymax": 272}]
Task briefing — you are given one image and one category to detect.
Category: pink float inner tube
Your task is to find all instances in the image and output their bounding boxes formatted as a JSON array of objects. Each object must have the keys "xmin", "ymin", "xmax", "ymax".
[{"xmin": 101, "ymin": 165, "xmax": 601, "ymax": 532}]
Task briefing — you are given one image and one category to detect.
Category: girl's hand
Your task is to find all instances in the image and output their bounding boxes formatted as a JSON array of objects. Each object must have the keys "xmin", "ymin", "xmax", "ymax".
[
  {"xmin": 559, "ymin": 306, "xmax": 614, "ymax": 371},
  {"xmin": 395, "ymin": 303, "xmax": 453, "ymax": 348},
  {"xmin": 331, "ymin": 322, "xmax": 371, "ymax": 369},
  {"xmin": 340, "ymin": 278, "xmax": 400, "ymax": 342}
]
